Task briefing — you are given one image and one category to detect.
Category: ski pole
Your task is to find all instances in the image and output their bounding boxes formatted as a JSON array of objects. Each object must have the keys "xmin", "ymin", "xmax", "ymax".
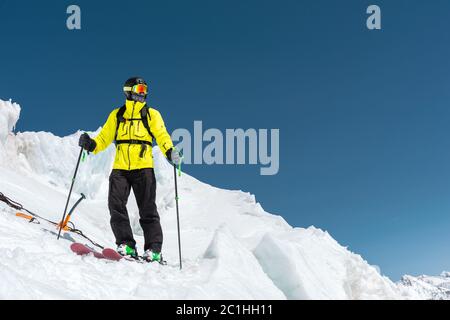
[
  {"xmin": 57, "ymin": 147, "xmax": 84, "ymax": 240},
  {"xmin": 58, "ymin": 193, "xmax": 86, "ymax": 231},
  {"xmin": 174, "ymin": 164, "xmax": 182, "ymax": 270}
]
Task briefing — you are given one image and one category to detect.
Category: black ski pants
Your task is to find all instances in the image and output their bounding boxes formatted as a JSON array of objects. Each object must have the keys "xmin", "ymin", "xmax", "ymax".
[{"xmin": 108, "ymin": 168, "xmax": 162, "ymax": 252}]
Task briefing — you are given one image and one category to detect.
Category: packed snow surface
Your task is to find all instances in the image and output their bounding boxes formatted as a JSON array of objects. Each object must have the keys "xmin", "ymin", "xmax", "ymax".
[{"xmin": 0, "ymin": 99, "xmax": 433, "ymax": 299}]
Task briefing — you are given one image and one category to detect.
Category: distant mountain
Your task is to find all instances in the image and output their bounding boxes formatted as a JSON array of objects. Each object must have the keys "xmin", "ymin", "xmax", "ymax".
[{"xmin": 398, "ymin": 272, "xmax": 450, "ymax": 300}]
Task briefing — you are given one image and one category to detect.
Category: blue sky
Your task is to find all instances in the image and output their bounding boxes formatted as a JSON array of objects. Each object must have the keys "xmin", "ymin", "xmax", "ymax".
[{"xmin": 1, "ymin": 0, "xmax": 450, "ymax": 280}]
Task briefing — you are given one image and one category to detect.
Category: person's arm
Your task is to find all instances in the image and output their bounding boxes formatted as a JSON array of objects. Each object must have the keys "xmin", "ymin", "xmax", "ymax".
[
  {"xmin": 149, "ymin": 108, "xmax": 174, "ymax": 157},
  {"xmin": 92, "ymin": 109, "xmax": 118, "ymax": 154}
]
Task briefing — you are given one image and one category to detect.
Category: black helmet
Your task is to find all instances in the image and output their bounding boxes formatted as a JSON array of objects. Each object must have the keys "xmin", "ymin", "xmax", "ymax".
[{"xmin": 123, "ymin": 77, "xmax": 148, "ymax": 102}]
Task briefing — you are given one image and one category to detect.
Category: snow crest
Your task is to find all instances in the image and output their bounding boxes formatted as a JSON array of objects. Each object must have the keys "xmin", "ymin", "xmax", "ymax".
[
  {"xmin": 0, "ymin": 99, "xmax": 20, "ymax": 164},
  {"xmin": 0, "ymin": 99, "xmax": 420, "ymax": 299}
]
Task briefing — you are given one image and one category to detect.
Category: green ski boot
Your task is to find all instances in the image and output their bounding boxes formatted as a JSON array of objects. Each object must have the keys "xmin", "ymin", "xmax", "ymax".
[
  {"xmin": 143, "ymin": 249, "xmax": 167, "ymax": 265},
  {"xmin": 117, "ymin": 244, "xmax": 138, "ymax": 259}
]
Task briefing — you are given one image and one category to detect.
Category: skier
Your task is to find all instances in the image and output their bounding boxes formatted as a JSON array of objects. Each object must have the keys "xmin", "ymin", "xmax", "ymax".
[{"xmin": 78, "ymin": 77, "xmax": 181, "ymax": 263}]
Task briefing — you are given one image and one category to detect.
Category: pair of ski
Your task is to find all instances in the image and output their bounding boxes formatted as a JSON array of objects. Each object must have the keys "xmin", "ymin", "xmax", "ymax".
[
  {"xmin": 70, "ymin": 243, "xmax": 167, "ymax": 265},
  {"xmin": 71, "ymin": 242, "xmax": 132, "ymax": 262}
]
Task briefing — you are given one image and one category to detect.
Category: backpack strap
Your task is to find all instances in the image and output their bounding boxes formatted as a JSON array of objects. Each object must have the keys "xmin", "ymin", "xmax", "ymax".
[
  {"xmin": 115, "ymin": 105, "xmax": 126, "ymax": 142},
  {"xmin": 140, "ymin": 105, "xmax": 155, "ymax": 141}
]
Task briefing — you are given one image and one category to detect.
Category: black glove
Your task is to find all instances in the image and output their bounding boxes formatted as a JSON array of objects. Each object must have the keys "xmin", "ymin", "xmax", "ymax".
[
  {"xmin": 79, "ymin": 133, "xmax": 96, "ymax": 152},
  {"xmin": 166, "ymin": 148, "xmax": 182, "ymax": 166}
]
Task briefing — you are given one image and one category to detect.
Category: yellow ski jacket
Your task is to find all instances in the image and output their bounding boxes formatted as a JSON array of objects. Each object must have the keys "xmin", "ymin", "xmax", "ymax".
[{"xmin": 93, "ymin": 100, "xmax": 174, "ymax": 170}]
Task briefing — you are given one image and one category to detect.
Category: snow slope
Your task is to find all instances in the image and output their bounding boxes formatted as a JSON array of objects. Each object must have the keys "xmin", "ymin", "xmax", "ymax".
[{"xmin": 0, "ymin": 99, "xmax": 420, "ymax": 299}]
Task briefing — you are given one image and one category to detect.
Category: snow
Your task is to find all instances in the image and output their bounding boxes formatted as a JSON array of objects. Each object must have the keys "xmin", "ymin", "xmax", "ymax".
[
  {"xmin": 0, "ymin": 99, "xmax": 20, "ymax": 164},
  {"xmin": 398, "ymin": 273, "xmax": 450, "ymax": 300},
  {"xmin": 254, "ymin": 228, "xmax": 408, "ymax": 299},
  {"xmin": 0, "ymin": 98, "xmax": 429, "ymax": 299}
]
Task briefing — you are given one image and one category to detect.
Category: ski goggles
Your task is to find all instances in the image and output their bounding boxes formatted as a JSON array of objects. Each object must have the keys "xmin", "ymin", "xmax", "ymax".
[{"xmin": 124, "ymin": 84, "xmax": 148, "ymax": 95}]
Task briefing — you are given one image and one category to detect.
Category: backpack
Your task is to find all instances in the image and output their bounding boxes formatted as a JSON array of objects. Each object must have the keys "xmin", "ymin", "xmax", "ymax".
[{"xmin": 114, "ymin": 104, "xmax": 155, "ymax": 157}]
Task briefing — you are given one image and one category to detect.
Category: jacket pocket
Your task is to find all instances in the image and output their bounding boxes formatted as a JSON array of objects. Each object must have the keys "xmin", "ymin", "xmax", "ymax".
[
  {"xmin": 134, "ymin": 120, "xmax": 146, "ymax": 138},
  {"xmin": 120, "ymin": 122, "xmax": 129, "ymax": 137}
]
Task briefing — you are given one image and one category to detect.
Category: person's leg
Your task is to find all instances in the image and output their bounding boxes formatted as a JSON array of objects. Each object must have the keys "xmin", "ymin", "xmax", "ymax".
[
  {"xmin": 130, "ymin": 168, "xmax": 163, "ymax": 252},
  {"xmin": 108, "ymin": 169, "xmax": 136, "ymax": 248}
]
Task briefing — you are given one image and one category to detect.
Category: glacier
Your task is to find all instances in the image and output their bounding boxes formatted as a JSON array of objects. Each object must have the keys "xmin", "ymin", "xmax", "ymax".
[{"xmin": 0, "ymin": 98, "xmax": 434, "ymax": 299}]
